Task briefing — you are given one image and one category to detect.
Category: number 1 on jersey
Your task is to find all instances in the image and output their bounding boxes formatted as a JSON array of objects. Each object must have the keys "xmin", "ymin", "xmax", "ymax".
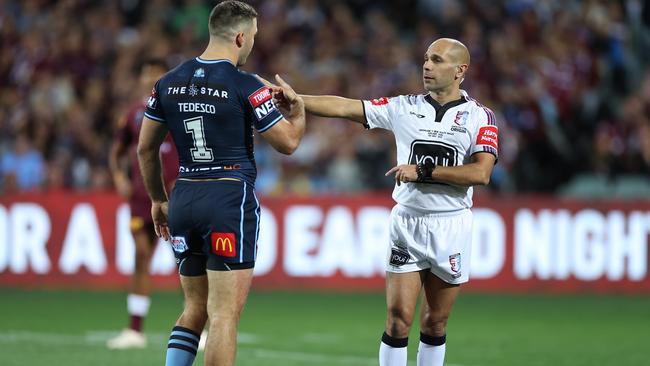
[{"xmin": 184, "ymin": 116, "xmax": 214, "ymax": 162}]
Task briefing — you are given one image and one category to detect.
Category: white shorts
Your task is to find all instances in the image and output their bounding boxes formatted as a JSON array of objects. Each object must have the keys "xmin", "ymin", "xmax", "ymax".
[{"xmin": 386, "ymin": 205, "xmax": 473, "ymax": 284}]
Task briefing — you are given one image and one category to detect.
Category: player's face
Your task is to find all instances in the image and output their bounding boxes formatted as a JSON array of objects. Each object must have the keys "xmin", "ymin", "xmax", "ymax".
[
  {"xmin": 237, "ymin": 19, "xmax": 257, "ymax": 66},
  {"xmin": 422, "ymin": 43, "xmax": 461, "ymax": 92}
]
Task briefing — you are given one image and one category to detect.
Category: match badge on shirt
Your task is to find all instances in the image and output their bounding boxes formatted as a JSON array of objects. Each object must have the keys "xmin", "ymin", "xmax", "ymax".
[
  {"xmin": 211, "ymin": 232, "xmax": 237, "ymax": 257},
  {"xmin": 370, "ymin": 96, "xmax": 389, "ymax": 106},
  {"xmin": 248, "ymin": 87, "xmax": 277, "ymax": 121},
  {"xmin": 454, "ymin": 111, "xmax": 469, "ymax": 126},
  {"xmin": 476, "ymin": 126, "xmax": 499, "ymax": 150},
  {"xmin": 193, "ymin": 68, "xmax": 205, "ymax": 78},
  {"xmin": 170, "ymin": 236, "xmax": 188, "ymax": 253},
  {"xmin": 449, "ymin": 253, "xmax": 461, "ymax": 277}
]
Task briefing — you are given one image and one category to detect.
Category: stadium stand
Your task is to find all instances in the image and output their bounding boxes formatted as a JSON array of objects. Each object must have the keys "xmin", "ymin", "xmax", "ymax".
[{"xmin": 0, "ymin": 0, "xmax": 649, "ymax": 197}]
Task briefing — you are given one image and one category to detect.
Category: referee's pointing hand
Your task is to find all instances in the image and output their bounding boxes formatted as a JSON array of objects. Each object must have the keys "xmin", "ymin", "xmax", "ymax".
[{"xmin": 386, "ymin": 164, "xmax": 418, "ymax": 186}]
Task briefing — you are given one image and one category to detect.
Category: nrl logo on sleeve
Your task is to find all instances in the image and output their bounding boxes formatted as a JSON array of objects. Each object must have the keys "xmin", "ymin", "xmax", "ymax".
[
  {"xmin": 248, "ymin": 87, "xmax": 277, "ymax": 120},
  {"xmin": 171, "ymin": 236, "xmax": 188, "ymax": 253}
]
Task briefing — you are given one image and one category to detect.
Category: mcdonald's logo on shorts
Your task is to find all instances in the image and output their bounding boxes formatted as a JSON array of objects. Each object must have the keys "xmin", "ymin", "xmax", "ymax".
[{"xmin": 211, "ymin": 232, "xmax": 236, "ymax": 257}]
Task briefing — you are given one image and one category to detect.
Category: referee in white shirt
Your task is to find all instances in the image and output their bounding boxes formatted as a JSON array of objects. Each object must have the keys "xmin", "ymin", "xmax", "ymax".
[{"xmin": 272, "ymin": 38, "xmax": 498, "ymax": 366}]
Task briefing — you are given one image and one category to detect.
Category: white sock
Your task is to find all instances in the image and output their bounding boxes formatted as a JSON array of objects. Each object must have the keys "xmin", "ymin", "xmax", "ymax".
[
  {"xmin": 379, "ymin": 332, "xmax": 408, "ymax": 366},
  {"xmin": 417, "ymin": 333, "xmax": 446, "ymax": 366},
  {"xmin": 127, "ymin": 294, "xmax": 151, "ymax": 316}
]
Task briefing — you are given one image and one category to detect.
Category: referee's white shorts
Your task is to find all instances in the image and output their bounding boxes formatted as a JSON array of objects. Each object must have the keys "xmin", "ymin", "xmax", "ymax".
[{"xmin": 386, "ymin": 204, "xmax": 473, "ymax": 284}]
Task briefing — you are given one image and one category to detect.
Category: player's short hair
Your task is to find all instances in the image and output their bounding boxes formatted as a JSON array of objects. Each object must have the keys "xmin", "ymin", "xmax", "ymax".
[{"xmin": 208, "ymin": 1, "xmax": 258, "ymax": 40}]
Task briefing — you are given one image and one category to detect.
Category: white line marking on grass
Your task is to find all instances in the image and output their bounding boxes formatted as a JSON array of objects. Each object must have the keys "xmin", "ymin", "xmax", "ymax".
[
  {"xmin": 0, "ymin": 331, "xmax": 259, "ymax": 347},
  {"xmin": 0, "ymin": 331, "xmax": 472, "ymax": 366}
]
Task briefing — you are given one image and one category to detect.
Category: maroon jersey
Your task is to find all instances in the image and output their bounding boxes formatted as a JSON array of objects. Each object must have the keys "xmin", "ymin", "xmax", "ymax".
[{"xmin": 116, "ymin": 102, "xmax": 179, "ymax": 222}]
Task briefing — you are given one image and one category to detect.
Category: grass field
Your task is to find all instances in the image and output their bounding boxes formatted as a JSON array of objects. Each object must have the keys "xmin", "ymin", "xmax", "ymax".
[{"xmin": 0, "ymin": 289, "xmax": 648, "ymax": 366}]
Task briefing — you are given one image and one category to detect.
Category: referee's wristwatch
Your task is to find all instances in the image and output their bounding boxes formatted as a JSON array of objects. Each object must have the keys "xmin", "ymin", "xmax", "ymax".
[{"xmin": 416, "ymin": 161, "xmax": 436, "ymax": 182}]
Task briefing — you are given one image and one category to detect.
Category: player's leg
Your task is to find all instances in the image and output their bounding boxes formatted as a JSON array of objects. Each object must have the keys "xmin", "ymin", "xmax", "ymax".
[
  {"xmin": 107, "ymin": 216, "xmax": 156, "ymax": 349},
  {"xmin": 417, "ymin": 274, "xmax": 460, "ymax": 366},
  {"xmin": 380, "ymin": 271, "xmax": 425, "ymax": 366},
  {"xmin": 166, "ymin": 255, "xmax": 209, "ymax": 366},
  {"xmin": 129, "ymin": 222, "xmax": 157, "ymax": 329},
  {"xmin": 204, "ymin": 266, "xmax": 254, "ymax": 366}
]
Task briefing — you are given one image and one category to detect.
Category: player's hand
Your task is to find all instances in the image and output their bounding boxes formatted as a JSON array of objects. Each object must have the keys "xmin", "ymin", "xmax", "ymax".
[
  {"xmin": 271, "ymin": 74, "xmax": 304, "ymax": 118},
  {"xmin": 113, "ymin": 173, "xmax": 132, "ymax": 199},
  {"xmin": 151, "ymin": 201, "xmax": 170, "ymax": 241},
  {"xmin": 385, "ymin": 164, "xmax": 418, "ymax": 186}
]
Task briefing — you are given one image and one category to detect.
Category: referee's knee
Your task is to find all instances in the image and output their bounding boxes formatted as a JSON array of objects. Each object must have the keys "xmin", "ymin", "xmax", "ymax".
[
  {"xmin": 420, "ymin": 310, "xmax": 449, "ymax": 337},
  {"xmin": 386, "ymin": 306, "xmax": 414, "ymax": 338}
]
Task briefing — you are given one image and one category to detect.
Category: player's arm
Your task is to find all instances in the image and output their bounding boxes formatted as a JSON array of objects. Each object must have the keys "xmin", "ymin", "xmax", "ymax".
[
  {"xmin": 109, "ymin": 118, "xmax": 132, "ymax": 198},
  {"xmin": 386, "ymin": 152, "xmax": 496, "ymax": 187},
  {"xmin": 260, "ymin": 75, "xmax": 306, "ymax": 155},
  {"xmin": 137, "ymin": 117, "xmax": 170, "ymax": 239},
  {"xmin": 300, "ymin": 95, "xmax": 366, "ymax": 124}
]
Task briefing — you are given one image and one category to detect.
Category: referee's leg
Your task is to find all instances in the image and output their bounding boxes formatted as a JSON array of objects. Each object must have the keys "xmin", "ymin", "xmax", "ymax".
[
  {"xmin": 380, "ymin": 271, "xmax": 424, "ymax": 366},
  {"xmin": 417, "ymin": 273, "xmax": 461, "ymax": 366},
  {"xmin": 204, "ymin": 268, "xmax": 254, "ymax": 366}
]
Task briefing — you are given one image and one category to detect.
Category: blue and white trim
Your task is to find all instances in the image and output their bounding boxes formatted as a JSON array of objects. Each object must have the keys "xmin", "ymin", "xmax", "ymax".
[
  {"xmin": 253, "ymin": 190, "xmax": 261, "ymax": 261},
  {"xmin": 195, "ymin": 57, "xmax": 233, "ymax": 65},
  {"xmin": 144, "ymin": 111, "xmax": 165, "ymax": 122},
  {"xmin": 257, "ymin": 114, "xmax": 283, "ymax": 133},
  {"xmin": 239, "ymin": 182, "xmax": 247, "ymax": 262}
]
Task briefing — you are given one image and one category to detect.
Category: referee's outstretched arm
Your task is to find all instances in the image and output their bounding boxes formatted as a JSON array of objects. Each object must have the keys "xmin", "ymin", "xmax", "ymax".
[{"xmin": 300, "ymin": 95, "xmax": 366, "ymax": 124}]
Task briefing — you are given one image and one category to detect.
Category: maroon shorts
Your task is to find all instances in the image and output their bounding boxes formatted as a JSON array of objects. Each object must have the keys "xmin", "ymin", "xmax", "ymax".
[{"xmin": 129, "ymin": 195, "xmax": 154, "ymax": 233}]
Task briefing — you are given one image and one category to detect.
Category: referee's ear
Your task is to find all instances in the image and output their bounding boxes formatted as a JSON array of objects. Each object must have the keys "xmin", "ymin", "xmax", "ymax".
[{"xmin": 455, "ymin": 64, "xmax": 468, "ymax": 82}]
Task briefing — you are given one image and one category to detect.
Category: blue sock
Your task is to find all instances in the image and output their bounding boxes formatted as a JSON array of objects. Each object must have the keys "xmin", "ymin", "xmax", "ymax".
[{"xmin": 165, "ymin": 326, "xmax": 200, "ymax": 366}]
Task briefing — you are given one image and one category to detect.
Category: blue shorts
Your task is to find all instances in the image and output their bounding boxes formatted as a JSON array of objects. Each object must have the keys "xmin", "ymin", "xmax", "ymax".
[{"xmin": 168, "ymin": 179, "xmax": 260, "ymax": 274}]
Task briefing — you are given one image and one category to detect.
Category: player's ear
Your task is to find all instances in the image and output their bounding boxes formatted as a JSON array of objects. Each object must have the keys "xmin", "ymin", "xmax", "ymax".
[{"xmin": 235, "ymin": 32, "xmax": 245, "ymax": 48}]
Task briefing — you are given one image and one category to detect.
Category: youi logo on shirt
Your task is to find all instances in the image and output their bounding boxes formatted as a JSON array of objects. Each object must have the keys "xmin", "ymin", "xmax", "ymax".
[{"xmin": 408, "ymin": 140, "xmax": 458, "ymax": 167}]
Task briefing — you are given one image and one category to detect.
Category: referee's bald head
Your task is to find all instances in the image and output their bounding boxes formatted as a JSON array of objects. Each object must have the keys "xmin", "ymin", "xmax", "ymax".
[{"xmin": 431, "ymin": 38, "xmax": 470, "ymax": 67}]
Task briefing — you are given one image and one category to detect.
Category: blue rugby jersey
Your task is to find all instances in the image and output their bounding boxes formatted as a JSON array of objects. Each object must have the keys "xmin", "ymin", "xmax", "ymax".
[{"xmin": 144, "ymin": 57, "xmax": 283, "ymax": 185}]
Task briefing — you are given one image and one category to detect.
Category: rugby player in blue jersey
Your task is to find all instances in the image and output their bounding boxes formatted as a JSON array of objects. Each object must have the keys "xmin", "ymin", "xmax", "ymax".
[{"xmin": 137, "ymin": 2, "xmax": 305, "ymax": 365}]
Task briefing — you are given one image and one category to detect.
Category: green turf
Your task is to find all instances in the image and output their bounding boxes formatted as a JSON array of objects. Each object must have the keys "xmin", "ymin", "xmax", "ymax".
[{"xmin": 0, "ymin": 289, "xmax": 648, "ymax": 365}]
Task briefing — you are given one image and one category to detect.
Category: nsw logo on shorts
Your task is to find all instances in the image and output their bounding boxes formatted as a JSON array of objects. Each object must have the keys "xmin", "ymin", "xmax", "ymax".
[
  {"xmin": 211, "ymin": 232, "xmax": 237, "ymax": 257},
  {"xmin": 449, "ymin": 253, "xmax": 461, "ymax": 278},
  {"xmin": 171, "ymin": 236, "xmax": 188, "ymax": 253},
  {"xmin": 389, "ymin": 248, "xmax": 410, "ymax": 267}
]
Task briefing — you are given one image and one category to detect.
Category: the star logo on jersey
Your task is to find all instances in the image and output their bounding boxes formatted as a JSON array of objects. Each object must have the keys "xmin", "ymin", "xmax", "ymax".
[{"xmin": 188, "ymin": 84, "xmax": 198, "ymax": 97}]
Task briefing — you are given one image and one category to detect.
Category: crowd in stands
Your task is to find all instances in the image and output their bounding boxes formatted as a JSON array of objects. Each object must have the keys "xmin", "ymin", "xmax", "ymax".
[{"xmin": 1, "ymin": 0, "xmax": 649, "ymax": 196}]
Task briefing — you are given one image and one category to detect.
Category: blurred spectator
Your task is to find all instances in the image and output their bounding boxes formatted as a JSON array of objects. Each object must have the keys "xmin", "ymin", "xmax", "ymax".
[
  {"xmin": 1, "ymin": 133, "xmax": 45, "ymax": 192},
  {"xmin": 0, "ymin": 0, "xmax": 649, "ymax": 196}
]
